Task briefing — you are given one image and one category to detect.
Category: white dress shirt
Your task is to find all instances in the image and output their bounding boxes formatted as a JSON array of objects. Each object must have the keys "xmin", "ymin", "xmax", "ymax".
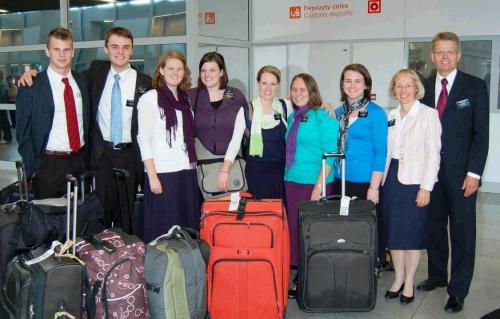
[
  {"xmin": 97, "ymin": 65, "xmax": 137, "ymax": 143},
  {"xmin": 45, "ymin": 66, "xmax": 84, "ymax": 152},
  {"xmin": 435, "ymin": 69, "xmax": 480, "ymax": 180},
  {"xmin": 137, "ymin": 90, "xmax": 193, "ymax": 173}
]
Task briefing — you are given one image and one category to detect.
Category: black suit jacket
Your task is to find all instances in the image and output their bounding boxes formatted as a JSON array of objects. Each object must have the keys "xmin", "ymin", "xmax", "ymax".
[
  {"xmin": 421, "ymin": 70, "xmax": 489, "ymax": 188},
  {"xmin": 82, "ymin": 60, "xmax": 152, "ymax": 172},
  {"xmin": 16, "ymin": 69, "xmax": 91, "ymax": 179}
]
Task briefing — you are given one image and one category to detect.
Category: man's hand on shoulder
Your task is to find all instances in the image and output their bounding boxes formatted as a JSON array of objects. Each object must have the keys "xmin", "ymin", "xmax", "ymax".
[{"xmin": 18, "ymin": 70, "xmax": 39, "ymax": 87}]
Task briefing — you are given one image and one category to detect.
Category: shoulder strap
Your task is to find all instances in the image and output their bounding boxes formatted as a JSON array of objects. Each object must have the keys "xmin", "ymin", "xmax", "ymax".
[{"xmin": 279, "ymin": 99, "xmax": 287, "ymax": 119}]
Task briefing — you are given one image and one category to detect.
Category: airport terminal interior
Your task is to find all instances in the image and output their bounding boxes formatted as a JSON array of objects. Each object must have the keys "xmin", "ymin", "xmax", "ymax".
[{"xmin": 1, "ymin": 0, "xmax": 499, "ymax": 318}]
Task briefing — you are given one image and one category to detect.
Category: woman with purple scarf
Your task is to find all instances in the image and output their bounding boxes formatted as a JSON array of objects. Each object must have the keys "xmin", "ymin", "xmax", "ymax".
[
  {"xmin": 285, "ymin": 73, "xmax": 339, "ymax": 298},
  {"xmin": 137, "ymin": 51, "xmax": 200, "ymax": 243}
]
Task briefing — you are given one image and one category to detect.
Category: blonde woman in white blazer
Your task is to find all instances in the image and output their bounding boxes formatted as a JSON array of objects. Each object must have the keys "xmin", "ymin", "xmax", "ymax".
[{"xmin": 382, "ymin": 69, "xmax": 442, "ymax": 305}]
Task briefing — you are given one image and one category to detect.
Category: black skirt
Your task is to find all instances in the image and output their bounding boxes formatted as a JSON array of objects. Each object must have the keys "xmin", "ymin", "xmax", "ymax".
[
  {"xmin": 245, "ymin": 160, "xmax": 286, "ymax": 202},
  {"xmin": 382, "ymin": 159, "xmax": 428, "ymax": 250},
  {"xmin": 143, "ymin": 168, "xmax": 201, "ymax": 244}
]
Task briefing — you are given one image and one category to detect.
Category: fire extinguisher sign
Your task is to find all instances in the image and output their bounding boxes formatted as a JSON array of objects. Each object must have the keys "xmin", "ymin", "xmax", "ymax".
[{"xmin": 368, "ymin": 0, "xmax": 381, "ymax": 14}]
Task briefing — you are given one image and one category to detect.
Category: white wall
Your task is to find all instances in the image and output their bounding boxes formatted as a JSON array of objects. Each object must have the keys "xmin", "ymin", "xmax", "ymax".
[{"xmin": 252, "ymin": 0, "xmax": 500, "ymax": 191}]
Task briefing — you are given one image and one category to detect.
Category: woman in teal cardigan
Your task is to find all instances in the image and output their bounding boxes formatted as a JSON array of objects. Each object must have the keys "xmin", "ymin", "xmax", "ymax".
[{"xmin": 284, "ymin": 73, "xmax": 339, "ymax": 297}]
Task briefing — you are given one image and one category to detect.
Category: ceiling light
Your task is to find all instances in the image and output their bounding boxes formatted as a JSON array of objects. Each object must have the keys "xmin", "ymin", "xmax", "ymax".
[{"xmin": 0, "ymin": 9, "xmax": 9, "ymax": 13}]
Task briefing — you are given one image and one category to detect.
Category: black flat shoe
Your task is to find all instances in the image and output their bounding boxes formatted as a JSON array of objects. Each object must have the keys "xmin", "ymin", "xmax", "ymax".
[
  {"xmin": 400, "ymin": 286, "xmax": 415, "ymax": 304},
  {"xmin": 416, "ymin": 278, "xmax": 447, "ymax": 291},
  {"xmin": 288, "ymin": 287, "xmax": 297, "ymax": 299},
  {"xmin": 385, "ymin": 284, "xmax": 403, "ymax": 299},
  {"xmin": 444, "ymin": 295, "xmax": 464, "ymax": 313}
]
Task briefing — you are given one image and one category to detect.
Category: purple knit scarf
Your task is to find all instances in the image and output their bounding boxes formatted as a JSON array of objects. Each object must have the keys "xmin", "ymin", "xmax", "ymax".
[
  {"xmin": 286, "ymin": 105, "xmax": 309, "ymax": 169},
  {"xmin": 156, "ymin": 86, "xmax": 197, "ymax": 167}
]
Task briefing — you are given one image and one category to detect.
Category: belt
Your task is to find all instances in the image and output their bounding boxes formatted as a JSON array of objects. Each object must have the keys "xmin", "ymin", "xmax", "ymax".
[
  {"xmin": 44, "ymin": 146, "xmax": 85, "ymax": 158},
  {"xmin": 104, "ymin": 141, "xmax": 132, "ymax": 150}
]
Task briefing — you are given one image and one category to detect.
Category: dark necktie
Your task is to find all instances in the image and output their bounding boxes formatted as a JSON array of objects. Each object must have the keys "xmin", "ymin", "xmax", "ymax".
[
  {"xmin": 436, "ymin": 78, "xmax": 448, "ymax": 120},
  {"xmin": 61, "ymin": 77, "xmax": 81, "ymax": 151}
]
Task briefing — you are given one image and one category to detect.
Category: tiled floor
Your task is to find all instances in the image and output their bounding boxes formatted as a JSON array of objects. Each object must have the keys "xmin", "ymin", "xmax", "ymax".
[{"xmin": 1, "ymin": 138, "xmax": 499, "ymax": 318}]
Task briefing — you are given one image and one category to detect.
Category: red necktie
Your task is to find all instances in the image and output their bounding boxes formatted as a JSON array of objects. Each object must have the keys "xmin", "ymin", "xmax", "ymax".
[
  {"xmin": 62, "ymin": 77, "xmax": 81, "ymax": 152},
  {"xmin": 436, "ymin": 78, "xmax": 448, "ymax": 120}
]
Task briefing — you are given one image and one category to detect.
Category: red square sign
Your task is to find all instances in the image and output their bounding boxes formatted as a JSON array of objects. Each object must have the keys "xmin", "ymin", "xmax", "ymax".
[
  {"xmin": 368, "ymin": 0, "xmax": 381, "ymax": 14},
  {"xmin": 205, "ymin": 11, "xmax": 216, "ymax": 24},
  {"xmin": 289, "ymin": 6, "xmax": 301, "ymax": 19}
]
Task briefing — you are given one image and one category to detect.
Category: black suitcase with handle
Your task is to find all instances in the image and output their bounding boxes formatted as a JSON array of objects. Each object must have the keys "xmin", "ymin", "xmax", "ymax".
[
  {"xmin": 1, "ymin": 175, "xmax": 85, "ymax": 319},
  {"xmin": 297, "ymin": 153, "xmax": 377, "ymax": 312}
]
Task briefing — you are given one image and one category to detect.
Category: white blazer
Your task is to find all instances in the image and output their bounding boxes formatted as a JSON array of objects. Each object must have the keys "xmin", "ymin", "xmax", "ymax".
[{"xmin": 382, "ymin": 100, "xmax": 442, "ymax": 191}]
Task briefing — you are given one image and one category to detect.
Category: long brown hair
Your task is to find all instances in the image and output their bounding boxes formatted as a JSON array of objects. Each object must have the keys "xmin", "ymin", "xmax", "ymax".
[
  {"xmin": 152, "ymin": 51, "xmax": 191, "ymax": 91},
  {"xmin": 340, "ymin": 63, "xmax": 372, "ymax": 102},
  {"xmin": 290, "ymin": 73, "xmax": 323, "ymax": 109}
]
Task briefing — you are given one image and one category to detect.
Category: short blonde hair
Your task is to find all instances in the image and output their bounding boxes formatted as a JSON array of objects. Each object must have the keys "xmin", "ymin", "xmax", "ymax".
[
  {"xmin": 390, "ymin": 68, "xmax": 425, "ymax": 100},
  {"xmin": 432, "ymin": 31, "xmax": 461, "ymax": 53},
  {"xmin": 257, "ymin": 65, "xmax": 281, "ymax": 84}
]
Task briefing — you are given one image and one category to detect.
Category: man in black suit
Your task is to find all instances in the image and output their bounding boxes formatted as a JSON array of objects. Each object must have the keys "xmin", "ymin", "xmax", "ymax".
[
  {"xmin": 417, "ymin": 32, "xmax": 489, "ymax": 313},
  {"xmin": 16, "ymin": 27, "xmax": 90, "ymax": 199},
  {"xmin": 82, "ymin": 27, "xmax": 152, "ymax": 234}
]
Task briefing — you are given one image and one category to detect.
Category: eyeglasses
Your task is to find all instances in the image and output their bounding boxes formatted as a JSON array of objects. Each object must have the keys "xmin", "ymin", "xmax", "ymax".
[
  {"xmin": 394, "ymin": 84, "xmax": 414, "ymax": 90},
  {"xmin": 433, "ymin": 50, "xmax": 458, "ymax": 57}
]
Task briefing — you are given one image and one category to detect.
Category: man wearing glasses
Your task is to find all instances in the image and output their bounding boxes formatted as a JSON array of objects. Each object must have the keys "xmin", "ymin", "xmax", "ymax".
[{"xmin": 417, "ymin": 31, "xmax": 489, "ymax": 313}]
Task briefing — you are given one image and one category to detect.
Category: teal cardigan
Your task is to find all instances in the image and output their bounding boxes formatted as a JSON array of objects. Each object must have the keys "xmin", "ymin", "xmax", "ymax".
[{"xmin": 284, "ymin": 108, "xmax": 339, "ymax": 184}]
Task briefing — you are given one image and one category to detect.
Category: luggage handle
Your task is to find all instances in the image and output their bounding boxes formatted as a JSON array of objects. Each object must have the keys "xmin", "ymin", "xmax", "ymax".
[
  {"xmin": 66, "ymin": 174, "xmax": 79, "ymax": 255},
  {"xmin": 79, "ymin": 171, "xmax": 97, "ymax": 203},
  {"xmin": 150, "ymin": 225, "xmax": 198, "ymax": 245},
  {"xmin": 15, "ymin": 160, "xmax": 29, "ymax": 203},
  {"xmin": 321, "ymin": 152, "xmax": 345, "ymax": 198}
]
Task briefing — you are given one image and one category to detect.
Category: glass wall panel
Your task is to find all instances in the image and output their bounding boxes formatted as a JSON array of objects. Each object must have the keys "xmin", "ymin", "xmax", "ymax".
[
  {"xmin": 0, "ymin": 43, "xmax": 186, "ymax": 82},
  {"xmin": 0, "ymin": 9, "xmax": 60, "ymax": 47},
  {"xmin": 69, "ymin": 0, "xmax": 186, "ymax": 41}
]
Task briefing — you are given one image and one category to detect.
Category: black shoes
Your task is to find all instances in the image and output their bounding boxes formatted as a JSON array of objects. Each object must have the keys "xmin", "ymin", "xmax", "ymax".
[
  {"xmin": 400, "ymin": 286, "xmax": 415, "ymax": 304},
  {"xmin": 445, "ymin": 295, "xmax": 464, "ymax": 313},
  {"xmin": 288, "ymin": 274, "xmax": 298, "ymax": 299},
  {"xmin": 385, "ymin": 284, "xmax": 403, "ymax": 299},
  {"xmin": 416, "ymin": 278, "xmax": 448, "ymax": 291}
]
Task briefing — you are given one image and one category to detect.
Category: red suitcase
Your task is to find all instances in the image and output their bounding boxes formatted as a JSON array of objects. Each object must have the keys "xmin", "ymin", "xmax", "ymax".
[{"xmin": 200, "ymin": 196, "xmax": 290, "ymax": 319}]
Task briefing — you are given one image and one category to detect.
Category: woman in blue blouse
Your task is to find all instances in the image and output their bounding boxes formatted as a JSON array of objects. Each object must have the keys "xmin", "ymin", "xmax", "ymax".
[
  {"xmin": 334, "ymin": 64, "xmax": 388, "ymax": 270},
  {"xmin": 334, "ymin": 64, "xmax": 387, "ymax": 203},
  {"xmin": 285, "ymin": 73, "xmax": 339, "ymax": 297}
]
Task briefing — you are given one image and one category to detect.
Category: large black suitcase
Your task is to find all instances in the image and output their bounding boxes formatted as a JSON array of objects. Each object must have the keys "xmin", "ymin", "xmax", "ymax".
[
  {"xmin": 1, "ymin": 175, "xmax": 85, "ymax": 319},
  {"xmin": 297, "ymin": 153, "xmax": 378, "ymax": 312}
]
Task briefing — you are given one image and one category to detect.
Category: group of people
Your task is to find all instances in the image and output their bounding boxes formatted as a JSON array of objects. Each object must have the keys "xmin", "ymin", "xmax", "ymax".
[{"xmin": 16, "ymin": 27, "xmax": 488, "ymax": 315}]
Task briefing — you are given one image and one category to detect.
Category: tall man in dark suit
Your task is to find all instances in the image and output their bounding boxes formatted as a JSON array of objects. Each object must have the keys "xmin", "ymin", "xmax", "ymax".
[
  {"xmin": 417, "ymin": 32, "xmax": 489, "ymax": 313},
  {"xmin": 16, "ymin": 28, "xmax": 90, "ymax": 199},
  {"xmin": 82, "ymin": 27, "xmax": 152, "ymax": 233}
]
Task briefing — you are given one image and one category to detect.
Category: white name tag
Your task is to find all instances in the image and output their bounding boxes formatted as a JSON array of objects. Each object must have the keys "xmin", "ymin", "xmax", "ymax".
[
  {"xmin": 340, "ymin": 196, "xmax": 350, "ymax": 216},
  {"xmin": 228, "ymin": 192, "xmax": 241, "ymax": 211}
]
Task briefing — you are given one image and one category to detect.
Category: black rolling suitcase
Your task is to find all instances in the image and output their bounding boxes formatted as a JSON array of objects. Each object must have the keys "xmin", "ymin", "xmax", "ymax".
[
  {"xmin": 297, "ymin": 153, "xmax": 377, "ymax": 312},
  {"xmin": 113, "ymin": 168, "xmax": 144, "ymax": 238},
  {"xmin": 1, "ymin": 175, "xmax": 85, "ymax": 319}
]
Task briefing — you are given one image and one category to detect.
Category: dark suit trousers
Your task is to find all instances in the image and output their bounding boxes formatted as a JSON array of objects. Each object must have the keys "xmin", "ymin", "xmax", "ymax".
[
  {"xmin": 33, "ymin": 152, "xmax": 88, "ymax": 199},
  {"xmin": 426, "ymin": 178, "xmax": 477, "ymax": 299},
  {"xmin": 96, "ymin": 146, "xmax": 138, "ymax": 234}
]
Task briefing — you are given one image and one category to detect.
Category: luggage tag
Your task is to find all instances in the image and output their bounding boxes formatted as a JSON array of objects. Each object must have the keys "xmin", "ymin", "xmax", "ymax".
[
  {"xmin": 228, "ymin": 192, "xmax": 241, "ymax": 211},
  {"xmin": 339, "ymin": 195, "xmax": 350, "ymax": 216}
]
